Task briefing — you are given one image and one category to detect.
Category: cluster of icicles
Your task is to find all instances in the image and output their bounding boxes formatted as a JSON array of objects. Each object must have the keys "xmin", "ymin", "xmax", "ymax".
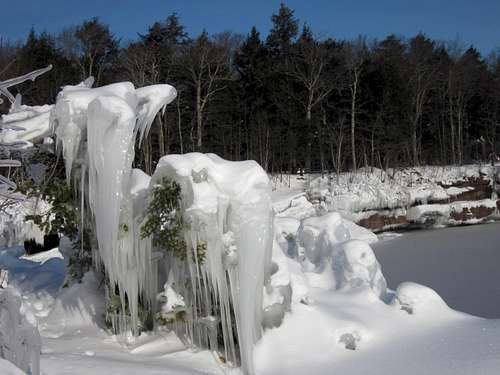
[{"xmin": 50, "ymin": 79, "xmax": 273, "ymax": 374}]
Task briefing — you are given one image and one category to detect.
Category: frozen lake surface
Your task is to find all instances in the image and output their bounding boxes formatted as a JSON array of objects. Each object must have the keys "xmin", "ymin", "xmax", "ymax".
[{"xmin": 373, "ymin": 222, "xmax": 500, "ymax": 318}]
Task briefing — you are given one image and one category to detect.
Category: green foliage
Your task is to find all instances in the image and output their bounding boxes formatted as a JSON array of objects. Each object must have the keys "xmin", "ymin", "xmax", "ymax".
[
  {"xmin": 141, "ymin": 177, "xmax": 208, "ymax": 263},
  {"xmin": 20, "ymin": 176, "xmax": 79, "ymax": 240},
  {"xmin": 266, "ymin": 3, "xmax": 299, "ymax": 52},
  {"xmin": 17, "ymin": 149, "xmax": 90, "ymax": 281},
  {"xmin": 141, "ymin": 177, "xmax": 186, "ymax": 258},
  {"xmin": 68, "ymin": 228, "xmax": 94, "ymax": 282}
]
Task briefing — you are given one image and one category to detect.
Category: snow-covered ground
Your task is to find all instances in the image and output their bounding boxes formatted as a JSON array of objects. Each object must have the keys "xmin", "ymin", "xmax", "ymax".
[
  {"xmin": 1, "ymin": 166, "xmax": 498, "ymax": 374},
  {"xmin": 0, "ymin": 242, "xmax": 224, "ymax": 375},
  {"xmin": 0, "ymin": 224, "xmax": 500, "ymax": 375},
  {"xmin": 255, "ymin": 285, "xmax": 500, "ymax": 375},
  {"xmin": 374, "ymin": 222, "xmax": 500, "ymax": 319}
]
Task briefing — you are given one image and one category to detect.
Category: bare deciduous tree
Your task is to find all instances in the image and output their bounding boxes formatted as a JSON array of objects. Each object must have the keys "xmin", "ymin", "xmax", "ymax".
[
  {"xmin": 179, "ymin": 31, "xmax": 235, "ymax": 150},
  {"xmin": 343, "ymin": 36, "xmax": 368, "ymax": 171}
]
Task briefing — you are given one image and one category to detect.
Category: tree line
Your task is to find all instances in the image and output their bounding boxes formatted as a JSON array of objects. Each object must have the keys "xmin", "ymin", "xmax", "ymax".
[{"xmin": 1, "ymin": 3, "xmax": 500, "ymax": 174}]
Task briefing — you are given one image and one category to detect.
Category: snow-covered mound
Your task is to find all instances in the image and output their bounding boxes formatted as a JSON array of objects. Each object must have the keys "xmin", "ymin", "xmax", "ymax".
[
  {"xmin": 273, "ymin": 212, "xmax": 384, "ymax": 297},
  {"xmin": 0, "ymin": 358, "xmax": 26, "ymax": 375},
  {"xmin": 391, "ymin": 282, "xmax": 448, "ymax": 315},
  {"xmin": 0, "ymin": 287, "xmax": 42, "ymax": 375}
]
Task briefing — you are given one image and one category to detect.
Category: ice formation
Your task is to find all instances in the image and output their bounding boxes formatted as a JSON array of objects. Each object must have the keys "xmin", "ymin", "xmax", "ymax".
[
  {"xmin": 57, "ymin": 83, "xmax": 176, "ymax": 334},
  {"xmin": 0, "ymin": 198, "xmax": 51, "ymax": 247},
  {"xmin": 86, "ymin": 95, "xmax": 147, "ymax": 332},
  {"xmin": 50, "ymin": 80, "xmax": 177, "ymax": 182},
  {"xmin": 0, "ymin": 65, "xmax": 53, "ymax": 151},
  {"xmin": 149, "ymin": 153, "xmax": 273, "ymax": 374},
  {"xmin": 51, "ymin": 81, "xmax": 136, "ymax": 181},
  {"xmin": 0, "ymin": 105, "xmax": 53, "ymax": 149},
  {"xmin": 4, "ymin": 75, "xmax": 275, "ymax": 372},
  {"xmin": 0, "ymin": 65, "xmax": 52, "ymax": 106}
]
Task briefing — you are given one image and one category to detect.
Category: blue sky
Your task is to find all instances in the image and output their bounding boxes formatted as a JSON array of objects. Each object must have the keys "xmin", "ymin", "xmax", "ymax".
[{"xmin": 0, "ymin": 0, "xmax": 498, "ymax": 55}]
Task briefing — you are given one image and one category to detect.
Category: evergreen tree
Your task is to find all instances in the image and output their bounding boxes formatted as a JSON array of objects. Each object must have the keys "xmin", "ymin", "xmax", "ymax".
[{"xmin": 266, "ymin": 3, "xmax": 299, "ymax": 54}]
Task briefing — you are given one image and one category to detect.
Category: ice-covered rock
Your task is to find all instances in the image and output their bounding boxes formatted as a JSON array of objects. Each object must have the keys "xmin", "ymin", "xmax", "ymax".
[
  {"xmin": 262, "ymin": 236, "xmax": 292, "ymax": 329},
  {"xmin": 298, "ymin": 212, "xmax": 350, "ymax": 267},
  {"xmin": 293, "ymin": 213, "xmax": 385, "ymax": 297},
  {"xmin": 297, "ymin": 212, "xmax": 377, "ymax": 267},
  {"xmin": 275, "ymin": 195, "xmax": 317, "ymax": 220},
  {"xmin": 333, "ymin": 240, "xmax": 387, "ymax": 298}
]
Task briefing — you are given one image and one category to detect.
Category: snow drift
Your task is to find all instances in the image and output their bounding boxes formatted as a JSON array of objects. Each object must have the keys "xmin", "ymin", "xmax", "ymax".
[{"xmin": 0, "ymin": 287, "xmax": 41, "ymax": 375}]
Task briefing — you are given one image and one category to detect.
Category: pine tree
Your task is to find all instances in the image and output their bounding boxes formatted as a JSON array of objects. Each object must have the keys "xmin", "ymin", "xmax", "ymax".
[{"xmin": 266, "ymin": 3, "xmax": 299, "ymax": 54}]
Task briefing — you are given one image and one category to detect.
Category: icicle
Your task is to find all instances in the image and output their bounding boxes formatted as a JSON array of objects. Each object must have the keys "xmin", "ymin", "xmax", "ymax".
[
  {"xmin": 135, "ymin": 85, "xmax": 177, "ymax": 143},
  {"xmin": 0, "ymin": 65, "xmax": 52, "ymax": 105}
]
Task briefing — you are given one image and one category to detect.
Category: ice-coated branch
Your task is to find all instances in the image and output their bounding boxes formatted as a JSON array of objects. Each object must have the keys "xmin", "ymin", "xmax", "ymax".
[{"xmin": 0, "ymin": 64, "xmax": 53, "ymax": 105}]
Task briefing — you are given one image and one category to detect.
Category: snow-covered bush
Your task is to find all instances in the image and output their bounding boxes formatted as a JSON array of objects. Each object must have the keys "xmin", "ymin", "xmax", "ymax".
[{"xmin": 149, "ymin": 153, "xmax": 273, "ymax": 374}]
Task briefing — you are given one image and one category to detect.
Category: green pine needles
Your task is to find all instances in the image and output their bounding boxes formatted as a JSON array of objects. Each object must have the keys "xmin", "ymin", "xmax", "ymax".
[
  {"xmin": 141, "ymin": 177, "xmax": 186, "ymax": 259},
  {"xmin": 141, "ymin": 177, "xmax": 206, "ymax": 263}
]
